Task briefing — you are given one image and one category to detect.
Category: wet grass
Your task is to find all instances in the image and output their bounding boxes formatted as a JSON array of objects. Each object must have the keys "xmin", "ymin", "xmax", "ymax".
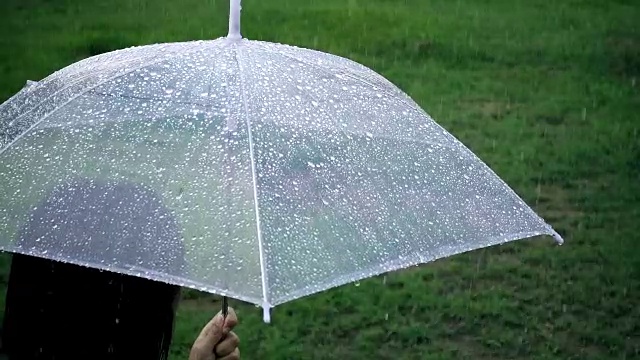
[{"xmin": 1, "ymin": 0, "xmax": 639, "ymax": 359}]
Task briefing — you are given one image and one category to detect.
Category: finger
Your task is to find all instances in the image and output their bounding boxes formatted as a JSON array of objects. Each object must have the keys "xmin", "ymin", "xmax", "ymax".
[
  {"xmin": 218, "ymin": 348, "xmax": 240, "ymax": 360},
  {"xmin": 214, "ymin": 331, "xmax": 239, "ymax": 357},
  {"xmin": 223, "ymin": 307, "xmax": 238, "ymax": 333},
  {"xmin": 193, "ymin": 307, "xmax": 238, "ymax": 352},
  {"xmin": 189, "ymin": 343, "xmax": 215, "ymax": 360}
]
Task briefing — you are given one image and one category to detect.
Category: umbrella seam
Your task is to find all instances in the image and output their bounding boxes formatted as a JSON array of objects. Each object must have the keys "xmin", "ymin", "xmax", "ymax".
[
  {"xmin": 0, "ymin": 41, "xmax": 224, "ymax": 156},
  {"xmin": 234, "ymin": 43, "xmax": 271, "ymax": 310}
]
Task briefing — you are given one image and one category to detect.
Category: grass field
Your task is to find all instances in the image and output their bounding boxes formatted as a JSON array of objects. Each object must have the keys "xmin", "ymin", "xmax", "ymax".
[{"xmin": 1, "ymin": 0, "xmax": 639, "ymax": 359}]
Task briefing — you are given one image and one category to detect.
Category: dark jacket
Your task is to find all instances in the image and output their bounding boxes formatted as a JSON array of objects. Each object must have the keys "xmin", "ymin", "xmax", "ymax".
[{"xmin": 1, "ymin": 178, "xmax": 185, "ymax": 360}]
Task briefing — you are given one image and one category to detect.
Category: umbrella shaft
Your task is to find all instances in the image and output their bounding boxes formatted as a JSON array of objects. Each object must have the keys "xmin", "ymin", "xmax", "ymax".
[
  {"xmin": 222, "ymin": 296, "xmax": 229, "ymax": 319},
  {"xmin": 228, "ymin": 0, "xmax": 242, "ymax": 40}
]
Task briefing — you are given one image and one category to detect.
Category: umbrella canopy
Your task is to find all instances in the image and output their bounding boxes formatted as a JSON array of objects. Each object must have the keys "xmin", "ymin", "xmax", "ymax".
[{"xmin": 0, "ymin": 0, "xmax": 562, "ymax": 323}]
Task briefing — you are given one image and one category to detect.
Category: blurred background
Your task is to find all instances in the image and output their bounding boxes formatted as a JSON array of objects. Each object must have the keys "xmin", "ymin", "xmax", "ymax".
[{"xmin": 0, "ymin": 0, "xmax": 638, "ymax": 358}]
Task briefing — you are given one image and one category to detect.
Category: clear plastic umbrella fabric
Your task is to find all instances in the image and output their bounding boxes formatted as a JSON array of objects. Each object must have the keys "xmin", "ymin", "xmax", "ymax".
[{"xmin": 0, "ymin": 37, "xmax": 563, "ymax": 323}]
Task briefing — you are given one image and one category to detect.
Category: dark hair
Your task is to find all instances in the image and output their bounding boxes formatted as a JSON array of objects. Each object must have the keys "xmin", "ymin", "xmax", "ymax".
[{"xmin": 2, "ymin": 178, "xmax": 185, "ymax": 360}]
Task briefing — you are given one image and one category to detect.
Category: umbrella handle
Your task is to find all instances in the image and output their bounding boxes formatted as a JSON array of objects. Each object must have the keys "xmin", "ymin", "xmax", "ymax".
[{"xmin": 221, "ymin": 296, "xmax": 229, "ymax": 320}]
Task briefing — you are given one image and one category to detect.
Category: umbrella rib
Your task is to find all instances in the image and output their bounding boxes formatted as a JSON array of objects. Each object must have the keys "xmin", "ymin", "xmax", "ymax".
[
  {"xmin": 0, "ymin": 42, "xmax": 222, "ymax": 156},
  {"xmin": 234, "ymin": 43, "xmax": 271, "ymax": 320},
  {"xmin": 271, "ymin": 229, "xmax": 556, "ymax": 306}
]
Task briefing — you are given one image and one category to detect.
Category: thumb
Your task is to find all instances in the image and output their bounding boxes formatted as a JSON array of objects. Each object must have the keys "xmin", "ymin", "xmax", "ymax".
[{"xmin": 193, "ymin": 307, "xmax": 238, "ymax": 352}]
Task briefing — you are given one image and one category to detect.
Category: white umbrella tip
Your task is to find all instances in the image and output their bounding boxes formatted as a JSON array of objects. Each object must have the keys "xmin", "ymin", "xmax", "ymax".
[
  {"xmin": 227, "ymin": 0, "xmax": 242, "ymax": 41},
  {"xmin": 552, "ymin": 231, "xmax": 564, "ymax": 245},
  {"xmin": 263, "ymin": 304, "xmax": 271, "ymax": 323}
]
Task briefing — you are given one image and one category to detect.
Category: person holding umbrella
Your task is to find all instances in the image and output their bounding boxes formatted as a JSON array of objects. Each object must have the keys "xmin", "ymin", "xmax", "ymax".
[{"xmin": 1, "ymin": 178, "xmax": 240, "ymax": 359}]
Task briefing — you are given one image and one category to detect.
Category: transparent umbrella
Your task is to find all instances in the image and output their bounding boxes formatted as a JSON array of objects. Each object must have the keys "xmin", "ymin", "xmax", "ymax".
[{"xmin": 0, "ymin": 0, "xmax": 563, "ymax": 323}]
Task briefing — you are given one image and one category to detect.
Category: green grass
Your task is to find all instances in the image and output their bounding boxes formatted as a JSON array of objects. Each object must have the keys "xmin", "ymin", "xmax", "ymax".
[{"xmin": 1, "ymin": 0, "xmax": 639, "ymax": 358}]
